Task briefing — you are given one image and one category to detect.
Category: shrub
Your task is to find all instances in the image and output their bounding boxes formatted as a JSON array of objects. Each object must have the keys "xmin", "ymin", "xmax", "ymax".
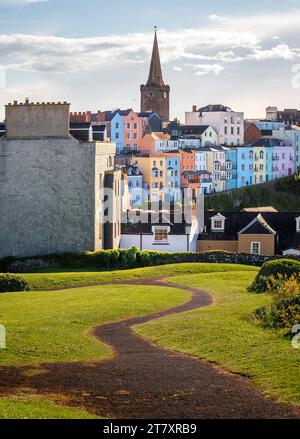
[
  {"xmin": 0, "ymin": 274, "xmax": 30, "ymax": 293},
  {"xmin": 254, "ymin": 276, "xmax": 300, "ymax": 329},
  {"xmin": 249, "ymin": 259, "xmax": 300, "ymax": 293},
  {"xmin": 7, "ymin": 258, "xmax": 57, "ymax": 273}
]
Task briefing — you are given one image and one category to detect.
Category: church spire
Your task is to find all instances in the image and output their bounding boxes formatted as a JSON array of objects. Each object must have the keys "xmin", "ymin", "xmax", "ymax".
[{"xmin": 147, "ymin": 28, "xmax": 165, "ymax": 87}]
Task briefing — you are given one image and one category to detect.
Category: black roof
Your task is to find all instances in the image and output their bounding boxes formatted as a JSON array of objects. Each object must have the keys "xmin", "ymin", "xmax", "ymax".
[
  {"xmin": 199, "ymin": 212, "xmax": 300, "ymax": 251},
  {"xmin": 138, "ymin": 112, "xmax": 160, "ymax": 119},
  {"xmin": 180, "ymin": 125, "xmax": 210, "ymax": 135},
  {"xmin": 92, "ymin": 125, "xmax": 106, "ymax": 132},
  {"xmin": 123, "ymin": 165, "xmax": 143, "ymax": 176},
  {"xmin": 199, "ymin": 104, "xmax": 232, "ymax": 113},
  {"xmin": 122, "ymin": 213, "xmax": 189, "ymax": 235},
  {"xmin": 70, "ymin": 122, "xmax": 91, "ymax": 129},
  {"xmin": 252, "ymin": 138, "xmax": 285, "ymax": 147}
]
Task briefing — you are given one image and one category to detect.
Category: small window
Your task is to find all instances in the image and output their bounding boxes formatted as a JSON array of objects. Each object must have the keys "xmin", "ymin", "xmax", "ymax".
[
  {"xmin": 213, "ymin": 220, "xmax": 223, "ymax": 230},
  {"xmin": 251, "ymin": 242, "xmax": 261, "ymax": 255},
  {"xmin": 296, "ymin": 218, "xmax": 300, "ymax": 232},
  {"xmin": 154, "ymin": 228, "xmax": 169, "ymax": 242}
]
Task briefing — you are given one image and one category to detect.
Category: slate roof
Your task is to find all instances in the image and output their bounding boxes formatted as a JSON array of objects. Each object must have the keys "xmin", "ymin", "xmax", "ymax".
[
  {"xmin": 122, "ymin": 213, "xmax": 189, "ymax": 235},
  {"xmin": 180, "ymin": 125, "xmax": 210, "ymax": 135},
  {"xmin": 70, "ymin": 122, "xmax": 91, "ymax": 129},
  {"xmin": 199, "ymin": 212, "xmax": 300, "ymax": 251},
  {"xmin": 199, "ymin": 104, "xmax": 232, "ymax": 113},
  {"xmin": 102, "ymin": 109, "xmax": 132, "ymax": 121},
  {"xmin": 123, "ymin": 165, "xmax": 143, "ymax": 177},
  {"xmin": 138, "ymin": 112, "xmax": 160, "ymax": 119},
  {"xmin": 252, "ymin": 138, "xmax": 285, "ymax": 147},
  {"xmin": 92, "ymin": 125, "xmax": 106, "ymax": 132}
]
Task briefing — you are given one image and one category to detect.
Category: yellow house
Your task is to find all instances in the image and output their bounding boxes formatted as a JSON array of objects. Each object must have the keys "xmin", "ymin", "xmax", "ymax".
[{"xmin": 131, "ymin": 155, "xmax": 166, "ymax": 201}]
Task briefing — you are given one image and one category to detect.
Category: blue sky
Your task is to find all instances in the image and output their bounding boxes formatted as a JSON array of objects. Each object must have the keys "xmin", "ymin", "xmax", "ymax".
[{"xmin": 0, "ymin": 0, "xmax": 300, "ymax": 120}]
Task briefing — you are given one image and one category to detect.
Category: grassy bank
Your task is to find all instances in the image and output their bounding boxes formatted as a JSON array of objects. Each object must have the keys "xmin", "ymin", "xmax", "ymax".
[
  {"xmin": 21, "ymin": 263, "xmax": 258, "ymax": 291},
  {"xmin": 137, "ymin": 271, "xmax": 300, "ymax": 406},
  {"xmin": 205, "ymin": 174, "xmax": 300, "ymax": 212}
]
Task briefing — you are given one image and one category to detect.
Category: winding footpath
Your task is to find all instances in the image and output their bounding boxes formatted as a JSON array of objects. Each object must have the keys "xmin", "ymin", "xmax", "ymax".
[{"xmin": 0, "ymin": 277, "xmax": 299, "ymax": 419}]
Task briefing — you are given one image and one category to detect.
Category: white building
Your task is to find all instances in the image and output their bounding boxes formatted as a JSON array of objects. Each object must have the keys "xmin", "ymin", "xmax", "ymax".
[
  {"xmin": 120, "ymin": 212, "xmax": 200, "ymax": 252},
  {"xmin": 185, "ymin": 105, "xmax": 244, "ymax": 146}
]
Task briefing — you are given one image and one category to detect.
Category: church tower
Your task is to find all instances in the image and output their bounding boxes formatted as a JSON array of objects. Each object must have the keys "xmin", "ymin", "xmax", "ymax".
[{"xmin": 140, "ymin": 29, "xmax": 170, "ymax": 123}]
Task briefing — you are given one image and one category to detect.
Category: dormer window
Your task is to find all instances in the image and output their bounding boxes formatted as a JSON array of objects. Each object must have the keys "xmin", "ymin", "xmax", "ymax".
[{"xmin": 211, "ymin": 214, "xmax": 226, "ymax": 232}]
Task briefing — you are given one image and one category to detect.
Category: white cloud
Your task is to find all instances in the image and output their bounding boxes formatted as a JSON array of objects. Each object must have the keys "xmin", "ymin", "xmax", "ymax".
[
  {"xmin": 186, "ymin": 63, "xmax": 224, "ymax": 76},
  {"xmin": 248, "ymin": 44, "xmax": 299, "ymax": 61},
  {"xmin": 0, "ymin": 10, "xmax": 299, "ymax": 75}
]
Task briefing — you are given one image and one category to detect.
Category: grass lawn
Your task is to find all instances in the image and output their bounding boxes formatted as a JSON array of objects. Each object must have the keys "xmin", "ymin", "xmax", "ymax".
[
  {"xmin": 0, "ymin": 284, "xmax": 189, "ymax": 366},
  {"xmin": 21, "ymin": 263, "xmax": 258, "ymax": 291},
  {"xmin": 0, "ymin": 397, "xmax": 99, "ymax": 419},
  {"xmin": 136, "ymin": 271, "xmax": 300, "ymax": 406}
]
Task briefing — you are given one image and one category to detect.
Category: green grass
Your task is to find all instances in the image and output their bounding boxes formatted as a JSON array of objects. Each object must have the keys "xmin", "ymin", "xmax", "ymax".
[
  {"xmin": 21, "ymin": 263, "xmax": 259, "ymax": 291},
  {"xmin": 137, "ymin": 271, "xmax": 300, "ymax": 406},
  {"xmin": 205, "ymin": 174, "xmax": 300, "ymax": 212},
  {"xmin": 0, "ymin": 284, "xmax": 188, "ymax": 366},
  {"xmin": 0, "ymin": 397, "xmax": 99, "ymax": 419}
]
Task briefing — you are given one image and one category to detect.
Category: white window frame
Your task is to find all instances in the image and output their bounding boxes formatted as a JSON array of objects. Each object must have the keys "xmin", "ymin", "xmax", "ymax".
[
  {"xmin": 251, "ymin": 242, "xmax": 261, "ymax": 255},
  {"xmin": 152, "ymin": 226, "xmax": 170, "ymax": 243},
  {"xmin": 296, "ymin": 218, "xmax": 300, "ymax": 233}
]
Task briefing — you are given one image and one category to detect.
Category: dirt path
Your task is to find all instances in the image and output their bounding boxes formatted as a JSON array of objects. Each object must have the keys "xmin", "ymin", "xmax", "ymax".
[{"xmin": 0, "ymin": 277, "xmax": 299, "ymax": 419}]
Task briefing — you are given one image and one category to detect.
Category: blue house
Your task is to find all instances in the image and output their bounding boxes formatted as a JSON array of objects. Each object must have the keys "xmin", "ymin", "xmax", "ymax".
[
  {"xmin": 237, "ymin": 146, "xmax": 254, "ymax": 188},
  {"xmin": 111, "ymin": 112, "xmax": 125, "ymax": 154},
  {"xmin": 225, "ymin": 147, "xmax": 238, "ymax": 190},
  {"xmin": 164, "ymin": 155, "xmax": 181, "ymax": 201},
  {"xmin": 124, "ymin": 165, "xmax": 144, "ymax": 207}
]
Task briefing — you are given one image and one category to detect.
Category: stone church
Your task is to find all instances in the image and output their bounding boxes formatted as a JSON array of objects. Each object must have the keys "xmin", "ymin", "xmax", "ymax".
[{"xmin": 140, "ymin": 30, "xmax": 170, "ymax": 123}]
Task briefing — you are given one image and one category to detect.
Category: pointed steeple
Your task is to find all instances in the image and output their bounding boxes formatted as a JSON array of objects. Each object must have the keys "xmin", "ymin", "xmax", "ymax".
[{"xmin": 147, "ymin": 28, "xmax": 165, "ymax": 87}]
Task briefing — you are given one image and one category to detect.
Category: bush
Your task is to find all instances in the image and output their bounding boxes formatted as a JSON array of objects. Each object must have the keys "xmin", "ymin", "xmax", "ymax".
[
  {"xmin": 254, "ymin": 276, "xmax": 300, "ymax": 329},
  {"xmin": 0, "ymin": 274, "xmax": 30, "ymax": 293},
  {"xmin": 250, "ymin": 259, "xmax": 300, "ymax": 293},
  {"xmin": 7, "ymin": 258, "xmax": 57, "ymax": 273}
]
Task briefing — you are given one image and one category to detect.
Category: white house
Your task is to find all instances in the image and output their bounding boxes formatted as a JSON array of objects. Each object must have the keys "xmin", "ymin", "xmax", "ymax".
[
  {"xmin": 185, "ymin": 104, "xmax": 244, "ymax": 146},
  {"xmin": 120, "ymin": 211, "xmax": 200, "ymax": 252}
]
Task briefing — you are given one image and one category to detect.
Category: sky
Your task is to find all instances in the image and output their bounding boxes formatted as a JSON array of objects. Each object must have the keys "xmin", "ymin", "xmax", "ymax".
[{"xmin": 0, "ymin": 0, "xmax": 300, "ymax": 121}]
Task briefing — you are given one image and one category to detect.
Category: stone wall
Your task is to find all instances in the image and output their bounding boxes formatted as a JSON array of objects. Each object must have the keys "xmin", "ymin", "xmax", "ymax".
[
  {"xmin": 5, "ymin": 101, "xmax": 70, "ymax": 139},
  {"xmin": 0, "ymin": 137, "xmax": 117, "ymax": 258}
]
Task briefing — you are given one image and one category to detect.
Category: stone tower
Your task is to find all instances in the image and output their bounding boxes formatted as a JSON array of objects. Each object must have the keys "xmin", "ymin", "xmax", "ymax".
[{"xmin": 140, "ymin": 29, "xmax": 170, "ymax": 123}]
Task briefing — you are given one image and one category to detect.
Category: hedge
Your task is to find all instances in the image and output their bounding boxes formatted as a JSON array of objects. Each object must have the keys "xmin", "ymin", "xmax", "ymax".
[{"xmin": 2, "ymin": 248, "xmax": 300, "ymax": 273}]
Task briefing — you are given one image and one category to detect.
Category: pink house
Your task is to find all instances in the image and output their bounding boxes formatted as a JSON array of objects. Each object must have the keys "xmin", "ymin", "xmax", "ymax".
[{"xmin": 123, "ymin": 110, "xmax": 143, "ymax": 151}]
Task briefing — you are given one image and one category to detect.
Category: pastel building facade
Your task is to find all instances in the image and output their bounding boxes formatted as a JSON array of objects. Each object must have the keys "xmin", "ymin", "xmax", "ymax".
[
  {"xmin": 272, "ymin": 146, "xmax": 295, "ymax": 180},
  {"xmin": 237, "ymin": 146, "xmax": 254, "ymax": 188},
  {"xmin": 131, "ymin": 155, "xmax": 166, "ymax": 202},
  {"xmin": 164, "ymin": 155, "xmax": 181, "ymax": 201},
  {"xmin": 111, "ymin": 110, "xmax": 143, "ymax": 153},
  {"xmin": 208, "ymin": 147, "xmax": 226, "ymax": 192},
  {"xmin": 124, "ymin": 165, "xmax": 145, "ymax": 207},
  {"xmin": 225, "ymin": 147, "xmax": 238, "ymax": 190},
  {"xmin": 139, "ymin": 133, "xmax": 178, "ymax": 155},
  {"xmin": 185, "ymin": 105, "xmax": 244, "ymax": 146}
]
